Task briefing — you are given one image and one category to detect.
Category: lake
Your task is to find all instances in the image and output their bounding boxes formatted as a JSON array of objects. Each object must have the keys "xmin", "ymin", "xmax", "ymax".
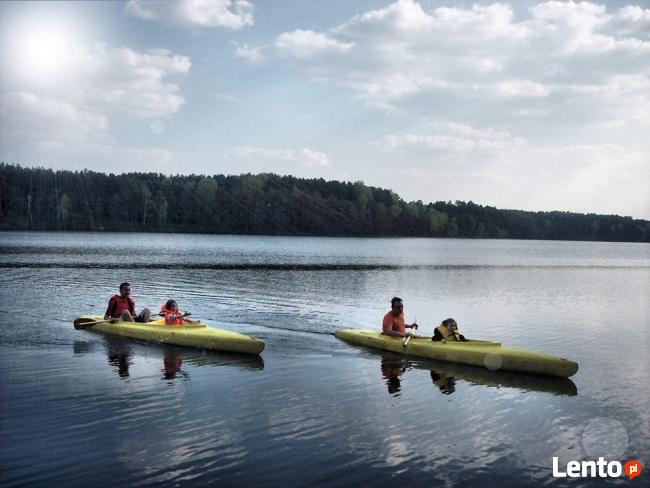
[{"xmin": 1, "ymin": 232, "xmax": 648, "ymax": 487}]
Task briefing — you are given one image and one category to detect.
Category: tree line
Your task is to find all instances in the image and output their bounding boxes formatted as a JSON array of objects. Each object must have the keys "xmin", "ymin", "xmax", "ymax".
[{"xmin": 1, "ymin": 163, "xmax": 648, "ymax": 242}]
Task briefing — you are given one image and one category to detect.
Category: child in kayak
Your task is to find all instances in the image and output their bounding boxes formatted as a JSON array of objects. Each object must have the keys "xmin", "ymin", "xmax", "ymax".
[
  {"xmin": 432, "ymin": 318, "xmax": 468, "ymax": 342},
  {"xmin": 160, "ymin": 300, "xmax": 199, "ymax": 326}
]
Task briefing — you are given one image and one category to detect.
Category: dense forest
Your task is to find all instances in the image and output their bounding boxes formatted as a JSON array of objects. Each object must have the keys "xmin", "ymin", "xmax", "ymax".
[{"xmin": 1, "ymin": 163, "xmax": 648, "ymax": 242}]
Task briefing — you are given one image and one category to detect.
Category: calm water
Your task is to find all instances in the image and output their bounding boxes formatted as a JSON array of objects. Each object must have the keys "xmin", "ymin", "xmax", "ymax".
[{"xmin": 1, "ymin": 232, "xmax": 649, "ymax": 487}]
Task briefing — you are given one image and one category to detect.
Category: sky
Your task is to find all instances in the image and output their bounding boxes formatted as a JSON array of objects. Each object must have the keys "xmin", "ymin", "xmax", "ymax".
[{"xmin": 0, "ymin": 0, "xmax": 648, "ymax": 218}]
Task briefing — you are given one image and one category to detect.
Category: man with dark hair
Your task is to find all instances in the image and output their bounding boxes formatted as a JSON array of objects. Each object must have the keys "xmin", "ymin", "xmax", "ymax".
[
  {"xmin": 104, "ymin": 282, "xmax": 151, "ymax": 323},
  {"xmin": 381, "ymin": 297, "xmax": 419, "ymax": 338}
]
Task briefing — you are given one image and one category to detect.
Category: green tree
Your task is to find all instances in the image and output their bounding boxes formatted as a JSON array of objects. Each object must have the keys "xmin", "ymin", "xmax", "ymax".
[
  {"xmin": 196, "ymin": 177, "xmax": 218, "ymax": 211},
  {"xmin": 154, "ymin": 191, "xmax": 168, "ymax": 230},
  {"xmin": 429, "ymin": 208, "xmax": 448, "ymax": 235},
  {"xmin": 56, "ymin": 194, "xmax": 71, "ymax": 229}
]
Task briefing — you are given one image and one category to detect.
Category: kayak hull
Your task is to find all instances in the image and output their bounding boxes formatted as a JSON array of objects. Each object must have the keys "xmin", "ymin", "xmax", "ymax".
[
  {"xmin": 335, "ymin": 329, "xmax": 578, "ymax": 378},
  {"xmin": 78, "ymin": 316, "xmax": 265, "ymax": 355}
]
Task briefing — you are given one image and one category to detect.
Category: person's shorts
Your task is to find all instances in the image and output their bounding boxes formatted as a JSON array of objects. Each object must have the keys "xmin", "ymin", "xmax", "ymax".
[{"xmin": 134, "ymin": 311, "xmax": 148, "ymax": 323}]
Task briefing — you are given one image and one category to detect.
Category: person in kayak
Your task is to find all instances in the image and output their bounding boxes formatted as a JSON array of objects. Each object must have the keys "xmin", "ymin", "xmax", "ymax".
[
  {"xmin": 160, "ymin": 299, "xmax": 198, "ymax": 326},
  {"xmin": 382, "ymin": 297, "xmax": 420, "ymax": 338},
  {"xmin": 432, "ymin": 318, "xmax": 468, "ymax": 343},
  {"xmin": 104, "ymin": 282, "xmax": 151, "ymax": 323}
]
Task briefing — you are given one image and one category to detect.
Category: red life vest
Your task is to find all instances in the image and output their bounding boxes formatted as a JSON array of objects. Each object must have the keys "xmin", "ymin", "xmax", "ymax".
[
  {"xmin": 107, "ymin": 295, "xmax": 135, "ymax": 318},
  {"xmin": 160, "ymin": 305, "xmax": 183, "ymax": 326}
]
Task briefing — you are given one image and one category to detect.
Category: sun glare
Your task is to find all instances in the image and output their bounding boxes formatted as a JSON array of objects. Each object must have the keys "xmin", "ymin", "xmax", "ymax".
[
  {"xmin": 22, "ymin": 25, "xmax": 71, "ymax": 74},
  {"xmin": 5, "ymin": 17, "xmax": 82, "ymax": 83}
]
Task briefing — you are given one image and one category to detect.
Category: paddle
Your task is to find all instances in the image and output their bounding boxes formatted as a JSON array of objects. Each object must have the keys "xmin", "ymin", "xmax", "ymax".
[
  {"xmin": 158, "ymin": 312, "xmax": 196, "ymax": 327},
  {"xmin": 74, "ymin": 312, "xmax": 164, "ymax": 330},
  {"xmin": 74, "ymin": 317, "xmax": 114, "ymax": 330},
  {"xmin": 402, "ymin": 319, "xmax": 419, "ymax": 348}
]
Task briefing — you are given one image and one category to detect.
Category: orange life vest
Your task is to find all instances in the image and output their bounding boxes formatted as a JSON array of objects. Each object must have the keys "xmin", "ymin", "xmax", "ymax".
[{"xmin": 160, "ymin": 305, "xmax": 183, "ymax": 326}]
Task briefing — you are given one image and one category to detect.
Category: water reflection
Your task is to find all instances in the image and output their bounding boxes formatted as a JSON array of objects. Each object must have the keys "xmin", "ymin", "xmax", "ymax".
[
  {"xmin": 162, "ymin": 349, "xmax": 187, "ymax": 381},
  {"xmin": 73, "ymin": 339, "xmax": 264, "ymax": 382},
  {"xmin": 182, "ymin": 350, "xmax": 265, "ymax": 371},
  {"xmin": 72, "ymin": 341, "xmax": 95, "ymax": 355},
  {"xmin": 106, "ymin": 339, "xmax": 133, "ymax": 378},
  {"xmin": 377, "ymin": 352, "xmax": 577, "ymax": 397},
  {"xmin": 380, "ymin": 357, "xmax": 407, "ymax": 395},
  {"xmin": 430, "ymin": 371, "xmax": 457, "ymax": 395}
]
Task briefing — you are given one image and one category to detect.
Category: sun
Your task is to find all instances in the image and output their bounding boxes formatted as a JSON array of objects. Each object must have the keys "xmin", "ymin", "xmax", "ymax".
[
  {"xmin": 21, "ymin": 24, "xmax": 73, "ymax": 76},
  {"xmin": 5, "ymin": 16, "xmax": 82, "ymax": 83}
]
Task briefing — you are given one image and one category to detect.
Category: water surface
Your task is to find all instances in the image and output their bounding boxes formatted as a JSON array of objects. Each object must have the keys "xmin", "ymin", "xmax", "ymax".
[{"xmin": 1, "ymin": 232, "xmax": 649, "ymax": 487}]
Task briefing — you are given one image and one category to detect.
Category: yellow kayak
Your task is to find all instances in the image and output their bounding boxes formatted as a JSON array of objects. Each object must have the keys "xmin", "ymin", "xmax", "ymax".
[
  {"xmin": 75, "ymin": 315, "xmax": 265, "ymax": 355},
  {"xmin": 335, "ymin": 329, "xmax": 578, "ymax": 378}
]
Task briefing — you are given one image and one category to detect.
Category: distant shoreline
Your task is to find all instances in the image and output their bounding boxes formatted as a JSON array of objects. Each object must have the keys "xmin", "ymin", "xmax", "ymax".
[{"xmin": 2, "ymin": 163, "xmax": 648, "ymax": 243}]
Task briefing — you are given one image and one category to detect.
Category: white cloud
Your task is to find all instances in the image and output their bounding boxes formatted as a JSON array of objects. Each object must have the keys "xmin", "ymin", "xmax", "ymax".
[
  {"xmin": 228, "ymin": 1, "xmax": 649, "ymax": 217},
  {"xmin": 37, "ymin": 139, "xmax": 180, "ymax": 172},
  {"xmin": 376, "ymin": 122, "xmax": 649, "ymax": 217},
  {"xmin": 381, "ymin": 122, "xmax": 525, "ymax": 154},
  {"xmin": 0, "ymin": 90, "xmax": 182, "ymax": 172},
  {"xmin": 230, "ymin": 147, "xmax": 331, "ymax": 168},
  {"xmin": 0, "ymin": 91, "xmax": 107, "ymax": 141},
  {"xmin": 495, "ymin": 79, "xmax": 553, "ymax": 98},
  {"xmin": 126, "ymin": 0, "xmax": 253, "ymax": 29},
  {"xmin": 4, "ymin": 41, "xmax": 190, "ymax": 120},
  {"xmin": 234, "ymin": 42, "xmax": 263, "ymax": 62},
  {"xmin": 238, "ymin": 0, "xmax": 650, "ymax": 124},
  {"xmin": 1, "ymin": 40, "xmax": 190, "ymax": 171},
  {"xmin": 274, "ymin": 30, "xmax": 353, "ymax": 59},
  {"xmin": 74, "ymin": 44, "xmax": 190, "ymax": 119},
  {"xmin": 613, "ymin": 5, "xmax": 650, "ymax": 40}
]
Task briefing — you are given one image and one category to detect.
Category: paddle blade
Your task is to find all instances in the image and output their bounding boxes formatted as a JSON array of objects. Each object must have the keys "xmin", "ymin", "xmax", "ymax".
[{"xmin": 74, "ymin": 317, "xmax": 99, "ymax": 330}]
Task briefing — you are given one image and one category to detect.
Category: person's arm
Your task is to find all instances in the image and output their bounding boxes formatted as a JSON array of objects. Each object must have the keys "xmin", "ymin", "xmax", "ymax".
[
  {"xmin": 459, "ymin": 333, "xmax": 468, "ymax": 342},
  {"xmin": 104, "ymin": 297, "xmax": 115, "ymax": 320}
]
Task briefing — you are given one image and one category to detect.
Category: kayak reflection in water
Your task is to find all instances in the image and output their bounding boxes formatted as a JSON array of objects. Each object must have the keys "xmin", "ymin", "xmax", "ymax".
[
  {"xmin": 381, "ymin": 358, "xmax": 409, "ymax": 395},
  {"xmin": 160, "ymin": 299, "xmax": 199, "ymax": 326},
  {"xmin": 380, "ymin": 356, "xmax": 458, "ymax": 396},
  {"xmin": 107, "ymin": 340, "xmax": 133, "ymax": 378},
  {"xmin": 373, "ymin": 353, "xmax": 576, "ymax": 396},
  {"xmin": 432, "ymin": 318, "xmax": 468, "ymax": 343},
  {"xmin": 430, "ymin": 371, "xmax": 457, "ymax": 395}
]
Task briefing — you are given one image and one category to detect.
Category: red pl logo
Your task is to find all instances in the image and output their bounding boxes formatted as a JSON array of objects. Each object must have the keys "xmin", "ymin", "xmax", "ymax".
[{"xmin": 625, "ymin": 461, "xmax": 642, "ymax": 480}]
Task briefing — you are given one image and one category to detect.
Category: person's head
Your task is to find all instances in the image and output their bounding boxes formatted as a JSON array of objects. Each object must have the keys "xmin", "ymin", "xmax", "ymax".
[
  {"xmin": 165, "ymin": 299, "xmax": 178, "ymax": 311},
  {"xmin": 441, "ymin": 318, "xmax": 457, "ymax": 331},
  {"xmin": 119, "ymin": 282, "xmax": 131, "ymax": 298},
  {"xmin": 390, "ymin": 297, "xmax": 404, "ymax": 315}
]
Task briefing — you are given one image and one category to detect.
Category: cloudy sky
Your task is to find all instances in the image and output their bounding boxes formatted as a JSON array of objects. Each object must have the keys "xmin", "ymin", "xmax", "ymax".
[{"xmin": 1, "ymin": 0, "xmax": 648, "ymax": 218}]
